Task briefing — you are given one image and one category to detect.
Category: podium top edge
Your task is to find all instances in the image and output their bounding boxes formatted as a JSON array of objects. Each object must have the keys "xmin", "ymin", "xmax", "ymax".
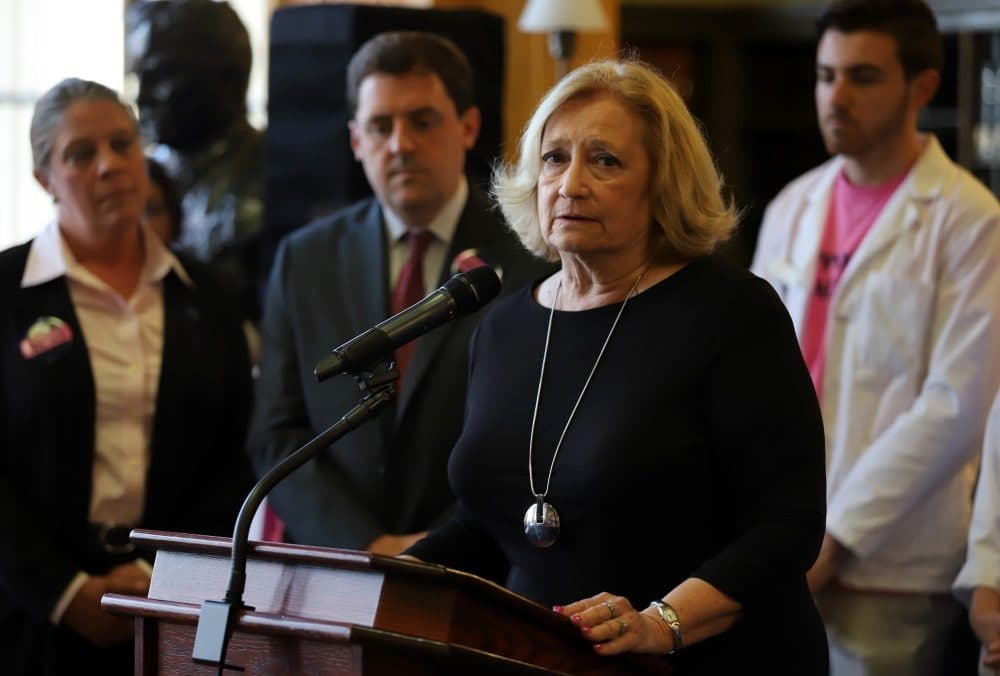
[{"xmin": 130, "ymin": 529, "xmax": 373, "ymax": 568}]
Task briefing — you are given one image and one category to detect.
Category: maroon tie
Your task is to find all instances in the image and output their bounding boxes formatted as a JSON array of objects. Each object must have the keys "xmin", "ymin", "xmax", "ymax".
[{"xmin": 391, "ymin": 230, "xmax": 434, "ymax": 381}]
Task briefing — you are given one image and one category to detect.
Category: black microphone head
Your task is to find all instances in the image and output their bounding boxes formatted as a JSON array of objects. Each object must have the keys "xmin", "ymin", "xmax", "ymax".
[{"xmin": 444, "ymin": 266, "xmax": 502, "ymax": 314}]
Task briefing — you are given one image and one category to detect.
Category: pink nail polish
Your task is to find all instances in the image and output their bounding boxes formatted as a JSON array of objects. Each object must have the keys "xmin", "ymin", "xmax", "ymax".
[
  {"xmin": 581, "ymin": 626, "xmax": 591, "ymax": 635},
  {"xmin": 552, "ymin": 605, "xmax": 563, "ymax": 613},
  {"xmin": 593, "ymin": 643, "xmax": 602, "ymax": 652},
  {"xmin": 571, "ymin": 614, "xmax": 582, "ymax": 623}
]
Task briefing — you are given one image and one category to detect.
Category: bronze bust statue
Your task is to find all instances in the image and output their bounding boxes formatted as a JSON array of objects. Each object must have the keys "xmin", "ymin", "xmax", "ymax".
[{"xmin": 126, "ymin": 0, "xmax": 264, "ymax": 319}]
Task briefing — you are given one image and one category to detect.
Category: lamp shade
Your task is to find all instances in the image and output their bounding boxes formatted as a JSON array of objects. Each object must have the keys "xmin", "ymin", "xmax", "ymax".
[{"xmin": 518, "ymin": 0, "xmax": 609, "ymax": 33}]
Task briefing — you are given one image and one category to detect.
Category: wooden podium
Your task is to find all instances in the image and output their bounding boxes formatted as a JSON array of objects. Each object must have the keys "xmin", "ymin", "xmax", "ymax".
[{"xmin": 102, "ymin": 530, "xmax": 672, "ymax": 675}]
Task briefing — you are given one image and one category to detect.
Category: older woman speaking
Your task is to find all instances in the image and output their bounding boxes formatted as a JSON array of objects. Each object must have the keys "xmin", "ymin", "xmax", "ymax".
[
  {"xmin": 0, "ymin": 78, "xmax": 254, "ymax": 676},
  {"xmin": 406, "ymin": 59, "xmax": 828, "ymax": 674}
]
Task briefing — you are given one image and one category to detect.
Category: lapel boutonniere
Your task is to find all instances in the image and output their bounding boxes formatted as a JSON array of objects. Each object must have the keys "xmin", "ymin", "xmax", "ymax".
[
  {"xmin": 451, "ymin": 248, "xmax": 503, "ymax": 283},
  {"xmin": 20, "ymin": 316, "xmax": 73, "ymax": 360}
]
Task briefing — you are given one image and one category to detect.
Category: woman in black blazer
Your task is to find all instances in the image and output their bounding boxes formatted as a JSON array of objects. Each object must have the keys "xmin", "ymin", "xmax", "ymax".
[{"xmin": 0, "ymin": 78, "xmax": 255, "ymax": 676}]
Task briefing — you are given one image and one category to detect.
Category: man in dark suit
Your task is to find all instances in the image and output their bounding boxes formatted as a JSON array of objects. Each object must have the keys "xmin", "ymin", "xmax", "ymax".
[{"xmin": 248, "ymin": 32, "xmax": 551, "ymax": 555}]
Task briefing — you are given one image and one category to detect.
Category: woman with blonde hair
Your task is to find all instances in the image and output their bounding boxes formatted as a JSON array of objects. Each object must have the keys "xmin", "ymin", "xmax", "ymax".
[{"xmin": 406, "ymin": 59, "xmax": 828, "ymax": 674}]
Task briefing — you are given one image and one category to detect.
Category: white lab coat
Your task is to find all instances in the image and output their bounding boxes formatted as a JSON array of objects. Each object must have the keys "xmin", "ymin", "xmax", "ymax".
[
  {"xmin": 954, "ymin": 390, "xmax": 1000, "ymax": 604},
  {"xmin": 752, "ymin": 135, "xmax": 1000, "ymax": 592}
]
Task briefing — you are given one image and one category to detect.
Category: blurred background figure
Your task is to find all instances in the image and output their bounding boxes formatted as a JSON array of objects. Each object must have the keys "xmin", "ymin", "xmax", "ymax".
[
  {"xmin": 0, "ymin": 77, "xmax": 255, "ymax": 676},
  {"xmin": 125, "ymin": 0, "xmax": 264, "ymax": 323},
  {"xmin": 143, "ymin": 157, "xmax": 182, "ymax": 245},
  {"xmin": 954, "ymin": 389, "xmax": 1000, "ymax": 676},
  {"xmin": 248, "ymin": 31, "xmax": 552, "ymax": 555},
  {"xmin": 753, "ymin": 2, "xmax": 1000, "ymax": 674}
]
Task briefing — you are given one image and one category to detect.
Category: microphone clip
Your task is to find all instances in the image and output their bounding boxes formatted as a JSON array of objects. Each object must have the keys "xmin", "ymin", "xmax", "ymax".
[
  {"xmin": 192, "ymin": 598, "xmax": 252, "ymax": 673},
  {"xmin": 353, "ymin": 357, "xmax": 399, "ymax": 395},
  {"xmin": 192, "ymin": 360, "xmax": 400, "ymax": 673}
]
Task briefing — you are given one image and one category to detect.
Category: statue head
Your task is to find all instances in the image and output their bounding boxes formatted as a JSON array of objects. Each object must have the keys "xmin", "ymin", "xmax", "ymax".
[{"xmin": 126, "ymin": 0, "xmax": 252, "ymax": 151}]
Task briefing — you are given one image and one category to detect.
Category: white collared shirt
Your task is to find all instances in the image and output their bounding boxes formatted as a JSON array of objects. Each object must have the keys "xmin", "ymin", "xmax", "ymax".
[
  {"xmin": 23, "ymin": 221, "xmax": 193, "ymax": 525},
  {"xmin": 23, "ymin": 221, "xmax": 190, "ymax": 622},
  {"xmin": 382, "ymin": 178, "xmax": 468, "ymax": 292}
]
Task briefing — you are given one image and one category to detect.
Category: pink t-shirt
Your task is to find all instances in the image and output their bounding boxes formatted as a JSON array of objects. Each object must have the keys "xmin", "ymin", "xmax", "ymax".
[{"xmin": 800, "ymin": 169, "xmax": 909, "ymax": 398}]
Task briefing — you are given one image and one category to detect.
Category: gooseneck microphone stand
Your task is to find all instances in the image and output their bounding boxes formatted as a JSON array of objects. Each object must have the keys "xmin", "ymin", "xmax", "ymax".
[{"xmin": 191, "ymin": 360, "xmax": 399, "ymax": 674}]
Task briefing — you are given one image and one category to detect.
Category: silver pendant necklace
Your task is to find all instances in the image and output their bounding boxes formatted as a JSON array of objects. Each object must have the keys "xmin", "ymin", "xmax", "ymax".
[{"xmin": 524, "ymin": 269, "xmax": 645, "ymax": 548}]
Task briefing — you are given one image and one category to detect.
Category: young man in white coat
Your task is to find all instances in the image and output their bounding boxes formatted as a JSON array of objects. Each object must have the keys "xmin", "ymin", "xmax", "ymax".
[{"xmin": 752, "ymin": 1, "xmax": 1000, "ymax": 674}]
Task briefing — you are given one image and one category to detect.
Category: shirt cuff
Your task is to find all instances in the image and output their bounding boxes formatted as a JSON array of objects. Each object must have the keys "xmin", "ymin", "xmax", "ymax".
[
  {"xmin": 135, "ymin": 558, "xmax": 153, "ymax": 577},
  {"xmin": 50, "ymin": 572, "xmax": 89, "ymax": 625},
  {"xmin": 825, "ymin": 503, "xmax": 873, "ymax": 560},
  {"xmin": 953, "ymin": 554, "xmax": 1000, "ymax": 607}
]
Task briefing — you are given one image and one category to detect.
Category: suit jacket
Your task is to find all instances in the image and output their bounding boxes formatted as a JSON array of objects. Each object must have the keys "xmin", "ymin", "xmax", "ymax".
[
  {"xmin": 0, "ymin": 239, "xmax": 255, "ymax": 674},
  {"xmin": 248, "ymin": 187, "xmax": 553, "ymax": 548}
]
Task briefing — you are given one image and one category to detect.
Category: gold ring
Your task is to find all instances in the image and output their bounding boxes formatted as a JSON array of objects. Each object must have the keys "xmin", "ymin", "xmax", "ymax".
[
  {"xmin": 604, "ymin": 599, "xmax": 617, "ymax": 619},
  {"xmin": 617, "ymin": 619, "xmax": 628, "ymax": 637}
]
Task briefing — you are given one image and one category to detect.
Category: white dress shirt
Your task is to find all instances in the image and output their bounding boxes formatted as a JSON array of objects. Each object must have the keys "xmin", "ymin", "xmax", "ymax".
[
  {"xmin": 382, "ymin": 177, "xmax": 468, "ymax": 292},
  {"xmin": 21, "ymin": 220, "xmax": 191, "ymax": 622}
]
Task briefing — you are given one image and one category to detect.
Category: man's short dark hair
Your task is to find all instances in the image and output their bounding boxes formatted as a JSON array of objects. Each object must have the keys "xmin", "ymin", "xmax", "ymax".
[
  {"xmin": 817, "ymin": 0, "xmax": 943, "ymax": 78},
  {"xmin": 346, "ymin": 31, "xmax": 476, "ymax": 117}
]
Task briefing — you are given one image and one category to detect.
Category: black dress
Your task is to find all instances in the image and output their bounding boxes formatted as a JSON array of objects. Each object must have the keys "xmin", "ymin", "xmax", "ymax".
[{"xmin": 408, "ymin": 257, "xmax": 829, "ymax": 674}]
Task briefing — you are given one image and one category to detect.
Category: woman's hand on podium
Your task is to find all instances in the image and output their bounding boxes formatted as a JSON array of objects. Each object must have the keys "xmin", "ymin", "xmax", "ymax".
[
  {"xmin": 62, "ymin": 561, "xmax": 151, "ymax": 646},
  {"xmin": 366, "ymin": 531, "xmax": 428, "ymax": 556},
  {"xmin": 555, "ymin": 593, "xmax": 675, "ymax": 656}
]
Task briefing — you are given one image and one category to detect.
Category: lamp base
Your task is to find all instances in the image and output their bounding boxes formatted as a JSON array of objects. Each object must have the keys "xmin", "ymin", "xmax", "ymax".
[{"xmin": 548, "ymin": 31, "xmax": 575, "ymax": 79}]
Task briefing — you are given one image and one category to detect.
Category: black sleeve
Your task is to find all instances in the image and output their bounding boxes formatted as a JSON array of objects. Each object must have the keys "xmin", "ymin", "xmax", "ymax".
[
  {"xmin": 0, "ymin": 245, "xmax": 81, "ymax": 620},
  {"xmin": 404, "ymin": 504, "xmax": 509, "ymax": 585},
  {"xmin": 402, "ymin": 324, "xmax": 509, "ymax": 584},
  {"xmin": 692, "ymin": 276, "xmax": 826, "ymax": 606}
]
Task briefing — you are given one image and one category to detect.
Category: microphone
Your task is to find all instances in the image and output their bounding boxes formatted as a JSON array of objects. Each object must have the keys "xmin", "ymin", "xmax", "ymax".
[{"xmin": 313, "ymin": 266, "xmax": 502, "ymax": 381}]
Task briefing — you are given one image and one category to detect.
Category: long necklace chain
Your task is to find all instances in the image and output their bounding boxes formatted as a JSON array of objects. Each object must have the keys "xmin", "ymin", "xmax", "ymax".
[{"xmin": 527, "ymin": 269, "xmax": 646, "ymax": 500}]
